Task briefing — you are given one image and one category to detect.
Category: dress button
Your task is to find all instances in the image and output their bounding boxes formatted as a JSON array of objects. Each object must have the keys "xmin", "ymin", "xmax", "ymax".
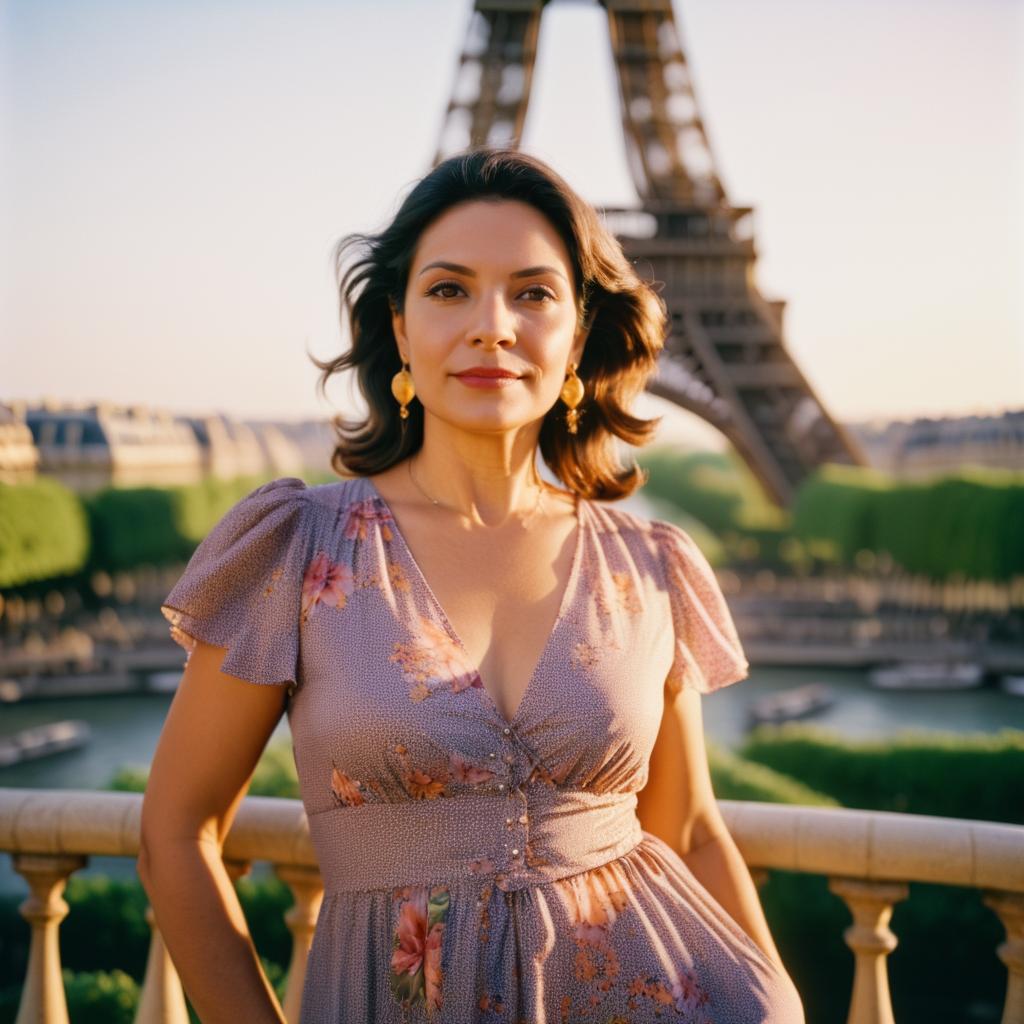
[
  {"xmin": 511, "ymin": 848, "xmax": 520, "ymax": 857},
  {"xmin": 488, "ymin": 752, "xmax": 497, "ymax": 759},
  {"xmin": 502, "ymin": 727, "xmax": 511, "ymax": 736},
  {"xmin": 505, "ymin": 817, "xmax": 513, "ymax": 825},
  {"xmin": 497, "ymin": 783, "xmax": 505, "ymax": 791},
  {"xmin": 518, "ymin": 814, "xmax": 528, "ymax": 824}
]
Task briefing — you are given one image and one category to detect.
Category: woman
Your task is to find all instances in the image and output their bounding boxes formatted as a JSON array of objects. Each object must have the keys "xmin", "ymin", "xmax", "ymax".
[{"xmin": 140, "ymin": 148, "xmax": 804, "ymax": 1023}]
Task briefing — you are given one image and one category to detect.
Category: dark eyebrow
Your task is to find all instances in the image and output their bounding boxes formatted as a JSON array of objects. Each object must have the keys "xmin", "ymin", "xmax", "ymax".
[
  {"xmin": 512, "ymin": 265, "xmax": 568, "ymax": 283},
  {"xmin": 417, "ymin": 260, "xmax": 568, "ymax": 283},
  {"xmin": 417, "ymin": 261, "xmax": 475, "ymax": 278}
]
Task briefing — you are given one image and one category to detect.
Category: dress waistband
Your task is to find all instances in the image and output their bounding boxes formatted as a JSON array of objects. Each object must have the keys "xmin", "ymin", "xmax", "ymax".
[{"xmin": 306, "ymin": 788, "xmax": 644, "ymax": 895}]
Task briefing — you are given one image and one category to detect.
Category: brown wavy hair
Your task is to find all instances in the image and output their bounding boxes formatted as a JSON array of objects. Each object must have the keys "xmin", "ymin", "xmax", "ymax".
[{"xmin": 312, "ymin": 147, "xmax": 668, "ymax": 501}]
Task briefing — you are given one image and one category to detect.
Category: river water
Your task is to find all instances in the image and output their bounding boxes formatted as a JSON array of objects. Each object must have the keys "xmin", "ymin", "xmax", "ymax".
[{"xmin": 2, "ymin": 664, "xmax": 1020, "ymax": 797}]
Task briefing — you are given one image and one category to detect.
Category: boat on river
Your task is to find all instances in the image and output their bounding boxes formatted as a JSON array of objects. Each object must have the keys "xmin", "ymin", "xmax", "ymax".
[
  {"xmin": 747, "ymin": 683, "xmax": 835, "ymax": 726},
  {"xmin": 998, "ymin": 675, "xmax": 1024, "ymax": 697},
  {"xmin": 0, "ymin": 720, "xmax": 92, "ymax": 768},
  {"xmin": 868, "ymin": 661, "xmax": 985, "ymax": 691}
]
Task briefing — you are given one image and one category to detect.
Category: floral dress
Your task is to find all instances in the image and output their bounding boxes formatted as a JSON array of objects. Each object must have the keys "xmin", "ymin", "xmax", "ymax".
[{"xmin": 161, "ymin": 475, "xmax": 804, "ymax": 1023}]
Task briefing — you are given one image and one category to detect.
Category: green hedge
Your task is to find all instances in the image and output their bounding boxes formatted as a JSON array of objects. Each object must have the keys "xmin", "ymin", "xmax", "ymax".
[
  {"xmin": 706, "ymin": 741, "xmax": 838, "ymax": 806},
  {"xmin": 792, "ymin": 464, "xmax": 1024, "ymax": 580},
  {"xmin": 636, "ymin": 448, "xmax": 786, "ymax": 537},
  {"xmin": 83, "ymin": 473, "xmax": 272, "ymax": 573},
  {"xmin": 0, "ymin": 478, "xmax": 90, "ymax": 588},
  {"xmin": 639, "ymin": 449, "xmax": 1024, "ymax": 581},
  {"xmin": 737, "ymin": 723, "xmax": 1024, "ymax": 825},
  {"xmin": 637, "ymin": 448, "xmax": 799, "ymax": 569},
  {"xmin": 0, "ymin": 472, "xmax": 312, "ymax": 588}
]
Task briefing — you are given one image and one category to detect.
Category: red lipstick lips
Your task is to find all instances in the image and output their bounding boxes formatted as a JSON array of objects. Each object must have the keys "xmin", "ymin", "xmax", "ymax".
[
  {"xmin": 455, "ymin": 366, "xmax": 521, "ymax": 378},
  {"xmin": 454, "ymin": 366, "xmax": 523, "ymax": 389}
]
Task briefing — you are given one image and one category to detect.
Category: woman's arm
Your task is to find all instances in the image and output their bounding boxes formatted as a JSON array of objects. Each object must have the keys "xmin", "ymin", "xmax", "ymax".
[
  {"xmin": 137, "ymin": 639, "xmax": 292, "ymax": 1024},
  {"xmin": 635, "ymin": 683, "xmax": 784, "ymax": 971}
]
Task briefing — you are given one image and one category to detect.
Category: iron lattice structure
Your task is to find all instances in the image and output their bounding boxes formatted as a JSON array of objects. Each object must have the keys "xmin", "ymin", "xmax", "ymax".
[{"xmin": 432, "ymin": 0, "xmax": 866, "ymax": 505}]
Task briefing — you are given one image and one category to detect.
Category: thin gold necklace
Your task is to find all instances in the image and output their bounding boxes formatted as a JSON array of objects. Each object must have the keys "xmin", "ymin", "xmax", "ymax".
[{"xmin": 407, "ymin": 456, "xmax": 546, "ymax": 529}]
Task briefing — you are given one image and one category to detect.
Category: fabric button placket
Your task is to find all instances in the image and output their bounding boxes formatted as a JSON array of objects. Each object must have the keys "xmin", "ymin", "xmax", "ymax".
[{"xmin": 494, "ymin": 722, "xmax": 532, "ymax": 884}]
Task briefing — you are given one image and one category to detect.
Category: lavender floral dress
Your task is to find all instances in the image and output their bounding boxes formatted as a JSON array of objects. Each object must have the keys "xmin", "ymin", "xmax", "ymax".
[{"xmin": 161, "ymin": 475, "xmax": 804, "ymax": 1023}]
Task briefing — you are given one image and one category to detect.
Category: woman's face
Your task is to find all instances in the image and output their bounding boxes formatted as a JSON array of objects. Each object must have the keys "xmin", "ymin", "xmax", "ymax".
[{"xmin": 392, "ymin": 198, "xmax": 587, "ymax": 436}]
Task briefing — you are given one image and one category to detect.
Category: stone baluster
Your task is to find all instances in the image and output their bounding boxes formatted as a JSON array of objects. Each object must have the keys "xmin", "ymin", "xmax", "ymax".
[
  {"xmin": 12, "ymin": 852, "xmax": 87, "ymax": 1024},
  {"xmin": 133, "ymin": 904, "xmax": 189, "ymax": 1024},
  {"xmin": 274, "ymin": 864, "xmax": 324, "ymax": 1024},
  {"xmin": 828, "ymin": 877, "xmax": 908, "ymax": 1024},
  {"xmin": 982, "ymin": 890, "xmax": 1024, "ymax": 1024}
]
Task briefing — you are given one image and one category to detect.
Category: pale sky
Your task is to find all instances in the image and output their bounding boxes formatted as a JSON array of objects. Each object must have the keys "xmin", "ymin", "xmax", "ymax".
[{"xmin": 3, "ymin": 0, "xmax": 1022, "ymax": 443}]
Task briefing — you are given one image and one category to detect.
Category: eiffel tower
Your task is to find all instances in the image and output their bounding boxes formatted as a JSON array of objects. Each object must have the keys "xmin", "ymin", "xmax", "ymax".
[{"xmin": 432, "ymin": 0, "xmax": 866, "ymax": 506}]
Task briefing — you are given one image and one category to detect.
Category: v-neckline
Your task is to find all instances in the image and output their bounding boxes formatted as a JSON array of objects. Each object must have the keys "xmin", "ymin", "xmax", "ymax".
[{"xmin": 361, "ymin": 475, "xmax": 587, "ymax": 731}]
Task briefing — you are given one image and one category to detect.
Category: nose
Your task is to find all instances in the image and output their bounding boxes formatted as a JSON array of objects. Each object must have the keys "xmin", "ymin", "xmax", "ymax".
[{"xmin": 470, "ymin": 289, "xmax": 517, "ymax": 348}]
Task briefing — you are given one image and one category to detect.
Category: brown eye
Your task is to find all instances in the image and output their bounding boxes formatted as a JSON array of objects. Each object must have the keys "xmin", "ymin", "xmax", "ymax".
[
  {"xmin": 426, "ymin": 281, "xmax": 463, "ymax": 299},
  {"xmin": 522, "ymin": 286, "xmax": 555, "ymax": 302}
]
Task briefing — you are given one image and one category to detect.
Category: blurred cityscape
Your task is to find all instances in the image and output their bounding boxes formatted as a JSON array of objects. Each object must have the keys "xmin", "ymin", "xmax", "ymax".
[{"xmin": 2, "ymin": 397, "xmax": 1021, "ymax": 491}]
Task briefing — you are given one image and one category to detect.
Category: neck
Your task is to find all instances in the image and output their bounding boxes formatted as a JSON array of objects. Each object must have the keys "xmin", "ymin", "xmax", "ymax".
[{"xmin": 406, "ymin": 430, "xmax": 549, "ymax": 528}]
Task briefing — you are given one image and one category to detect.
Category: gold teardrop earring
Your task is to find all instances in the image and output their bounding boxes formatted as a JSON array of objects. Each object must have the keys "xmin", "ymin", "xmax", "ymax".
[
  {"xmin": 560, "ymin": 360, "xmax": 585, "ymax": 434},
  {"xmin": 391, "ymin": 359, "xmax": 415, "ymax": 420}
]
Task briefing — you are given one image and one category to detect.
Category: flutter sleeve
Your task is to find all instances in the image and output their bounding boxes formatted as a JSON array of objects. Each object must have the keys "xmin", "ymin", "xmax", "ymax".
[
  {"xmin": 160, "ymin": 476, "xmax": 311, "ymax": 689},
  {"xmin": 653, "ymin": 519, "xmax": 750, "ymax": 697}
]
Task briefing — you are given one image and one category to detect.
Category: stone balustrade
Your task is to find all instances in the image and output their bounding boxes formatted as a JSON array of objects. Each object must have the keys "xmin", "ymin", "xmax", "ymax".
[{"xmin": 1, "ymin": 787, "xmax": 1022, "ymax": 1024}]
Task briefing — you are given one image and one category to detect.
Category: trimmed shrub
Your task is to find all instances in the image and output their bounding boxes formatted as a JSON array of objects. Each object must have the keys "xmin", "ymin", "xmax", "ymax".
[
  {"xmin": 706, "ymin": 742, "xmax": 837, "ymax": 806},
  {"xmin": 0, "ymin": 478, "xmax": 90, "ymax": 588},
  {"xmin": 84, "ymin": 474, "xmax": 272, "ymax": 573},
  {"xmin": 637, "ymin": 448, "xmax": 786, "ymax": 537},
  {"xmin": 61, "ymin": 968, "xmax": 139, "ymax": 1024},
  {"xmin": 738, "ymin": 724, "xmax": 1024, "ymax": 825},
  {"xmin": 792, "ymin": 464, "xmax": 1024, "ymax": 580},
  {"xmin": 60, "ymin": 877, "xmax": 151, "ymax": 980}
]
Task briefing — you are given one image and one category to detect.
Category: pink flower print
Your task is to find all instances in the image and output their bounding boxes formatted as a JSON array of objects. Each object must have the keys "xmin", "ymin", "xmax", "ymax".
[
  {"xmin": 611, "ymin": 570, "xmax": 642, "ymax": 615},
  {"xmin": 555, "ymin": 862, "xmax": 631, "ymax": 946},
  {"xmin": 301, "ymin": 551, "xmax": 354, "ymax": 622},
  {"xmin": 467, "ymin": 856, "xmax": 495, "ymax": 876},
  {"xmin": 390, "ymin": 884, "xmax": 449, "ymax": 1015},
  {"xmin": 524, "ymin": 841, "xmax": 550, "ymax": 869},
  {"xmin": 393, "ymin": 743, "xmax": 451, "ymax": 800},
  {"xmin": 389, "ymin": 616, "xmax": 481, "ymax": 701},
  {"xmin": 345, "ymin": 497, "xmax": 394, "ymax": 542},
  {"xmin": 387, "ymin": 559, "xmax": 411, "ymax": 592},
  {"xmin": 402, "ymin": 766, "xmax": 449, "ymax": 800},
  {"xmin": 418, "ymin": 619, "xmax": 480, "ymax": 693},
  {"xmin": 262, "ymin": 566, "xmax": 285, "ymax": 598},
  {"xmin": 570, "ymin": 640, "xmax": 602, "ymax": 672},
  {"xmin": 670, "ymin": 967, "xmax": 713, "ymax": 1014},
  {"xmin": 529, "ymin": 756, "xmax": 574, "ymax": 788},
  {"xmin": 478, "ymin": 992, "xmax": 506, "ymax": 1014},
  {"xmin": 449, "ymin": 751, "xmax": 495, "ymax": 785},
  {"xmin": 627, "ymin": 970, "xmax": 711, "ymax": 1015},
  {"xmin": 330, "ymin": 766, "xmax": 364, "ymax": 807}
]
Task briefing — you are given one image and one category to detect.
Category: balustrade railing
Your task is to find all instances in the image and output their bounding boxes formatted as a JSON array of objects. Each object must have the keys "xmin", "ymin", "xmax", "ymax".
[{"xmin": 1, "ymin": 788, "xmax": 1021, "ymax": 1024}]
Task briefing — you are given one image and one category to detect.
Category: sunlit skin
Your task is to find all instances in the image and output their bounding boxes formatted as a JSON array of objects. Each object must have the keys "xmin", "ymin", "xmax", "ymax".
[{"xmin": 389, "ymin": 199, "xmax": 589, "ymax": 526}]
